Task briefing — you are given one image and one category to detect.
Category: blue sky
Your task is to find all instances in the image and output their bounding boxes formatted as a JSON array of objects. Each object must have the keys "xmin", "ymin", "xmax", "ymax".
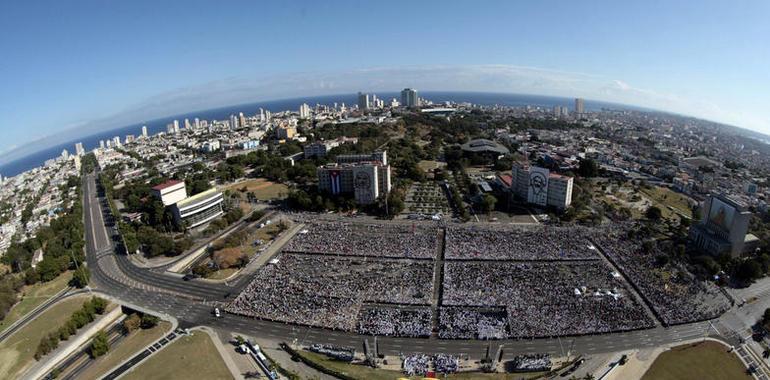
[{"xmin": 1, "ymin": 0, "xmax": 769, "ymax": 160}]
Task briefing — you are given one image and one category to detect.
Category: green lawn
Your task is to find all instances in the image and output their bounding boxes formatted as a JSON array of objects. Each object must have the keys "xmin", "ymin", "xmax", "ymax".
[
  {"xmin": 298, "ymin": 350, "xmax": 545, "ymax": 380},
  {"xmin": 639, "ymin": 186, "xmax": 693, "ymax": 219},
  {"xmin": 225, "ymin": 178, "xmax": 288, "ymax": 200},
  {"xmin": 0, "ymin": 294, "xmax": 88, "ymax": 379},
  {"xmin": 122, "ymin": 330, "xmax": 233, "ymax": 380},
  {"xmin": 78, "ymin": 321, "xmax": 172, "ymax": 380},
  {"xmin": 0, "ymin": 271, "xmax": 72, "ymax": 334},
  {"xmin": 641, "ymin": 341, "xmax": 751, "ymax": 380}
]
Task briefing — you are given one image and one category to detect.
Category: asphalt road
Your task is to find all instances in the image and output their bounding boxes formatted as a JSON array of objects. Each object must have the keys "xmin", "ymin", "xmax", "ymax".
[{"xmin": 80, "ymin": 172, "xmax": 760, "ymax": 360}]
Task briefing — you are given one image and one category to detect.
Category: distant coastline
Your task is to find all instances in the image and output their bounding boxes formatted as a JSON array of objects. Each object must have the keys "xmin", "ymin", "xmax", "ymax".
[{"xmin": 0, "ymin": 91, "xmax": 664, "ymax": 178}]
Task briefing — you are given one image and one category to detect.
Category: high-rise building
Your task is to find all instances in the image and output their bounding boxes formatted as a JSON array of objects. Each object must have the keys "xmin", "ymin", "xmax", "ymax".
[
  {"xmin": 317, "ymin": 152, "xmax": 392, "ymax": 205},
  {"xmin": 125, "ymin": 134, "xmax": 135, "ymax": 144},
  {"xmin": 194, "ymin": 118, "xmax": 200, "ymax": 130},
  {"xmin": 553, "ymin": 106, "xmax": 562, "ymax": 116},
  {"xmin": 166, "ymin": 123, "xmax": 176, "ymax": 134},
  {"xmin": 113, "ymin": 136, "xmax": 121, "ymax": 147},
  {"xmin": 99, "ymin": 140, "xmax": 105, "ymax": 150},
  {"xmin": 575, "ymin": 98, "xmax": 585, "ymax": 114},
  {"xmin": 390, "ymin": 98, "xmax": 400, "ymax": 108},
  {"xmin": 61, "ymin": 149, "xmax": 70, "ymax": 160},
  {"xmin": 511, "ymin": 160, "xmax": 573, "ymax": 210},
  {"xmin": 259, "ymin": 108, "xmax": 265, "ymax": 122},
  {"xmin": 141, "ymin": 125, "xmax": 148, "ymax": 138},
  {"xmin": 299, "ymin": 103, "xmax": 311, "ymax": 119},
  {"xmin": 401, "ymin": 88, "xmax": 419, "ymax": 108},
  {"xmin": 238, "ymin": 112, "xmax": 246, "ymax": 128},
  {"xmin": 74, "ymin": 142, "xmax": 84, "ymax": 156},
  {"xmin": 229, "ymin": 114, "xmax": 238, "ymax": 130},
  {"xmin": 173, "ymin": 119, "xmax": 180, "ymax": 133},
  {"xmin": 184, "ymin": 118, "xmax": 191, "ymax": 130},
  {"xmin": 689, "ymin": 194, "xmax": 756, "ymax": 257},
  {"xmin": 357, "ymin": 92, "xmax": 370, "ymax": 111}
]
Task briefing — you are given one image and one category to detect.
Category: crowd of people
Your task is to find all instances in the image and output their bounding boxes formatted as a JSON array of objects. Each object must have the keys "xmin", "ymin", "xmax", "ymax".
[
  {"xmin": 438, "ymin": 307, "xmax": 509, "ymax": 339},
  {"xmin": 308, "ymin": 344, "xmax": 355, "ymax": 362},
  {"xmin": 592, "ymin": 225, "xmax": 731, "ymax": 325},
  {"xmin": 227, "ymin": 253, "xmax": 433, "ymax": 331},
  {"xmin": 229, "ymin": 218, "xmax": 728, "ymax": 339},
  {"xmin": 285, "ymin": 221, "xmax": 438, "ymax": 259},
  {"xmin": 442, "ymin": 261, "xmax": 655, "ymax": 337},
  {"xmin": 434, "ymin": 354, "xmax": 460, "ymax": 373},
  {"xmin": 510, "ymin": 354, "xmax": 552, "ymax": 372},
  {"xmin": 445, "ymin": 225, "xmax": 599, "ymax": 261},
  {"xmin": 403, "ymin": 354, "xmax": 431, "ymax": 376},
  {"xmin": 402, "ymin": 353, "xmax": 460, "ymax": 375},
  {"xmin": 357, "ymin": 307, "xmax": 433, "ymax": 337}
]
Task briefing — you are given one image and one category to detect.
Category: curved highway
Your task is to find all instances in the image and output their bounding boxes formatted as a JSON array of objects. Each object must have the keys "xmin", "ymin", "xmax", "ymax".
[{"xmin": 81, "ymin": 173, "xmax": 760, "ymax": 360}]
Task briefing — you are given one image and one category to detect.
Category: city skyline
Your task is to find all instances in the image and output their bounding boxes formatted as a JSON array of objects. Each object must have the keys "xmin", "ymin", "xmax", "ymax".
[{"xmin": 1, "ymin": 1, "xmax": 769, "ymax": 160}]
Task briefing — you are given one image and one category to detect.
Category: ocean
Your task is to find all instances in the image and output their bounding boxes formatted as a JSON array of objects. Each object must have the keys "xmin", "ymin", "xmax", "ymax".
[{"xmin": 0, "ymin": 91, "xmax": 631, "ymax": 178}]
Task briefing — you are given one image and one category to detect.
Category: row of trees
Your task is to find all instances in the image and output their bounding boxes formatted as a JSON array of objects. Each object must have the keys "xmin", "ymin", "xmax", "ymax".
[{"xmin": 35, "ymin": 297, "xmax": 108, "ymax": 360}]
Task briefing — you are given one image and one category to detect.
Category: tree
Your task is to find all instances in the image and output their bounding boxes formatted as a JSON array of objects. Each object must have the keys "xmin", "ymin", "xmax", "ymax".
[
  {"xmin": 736, "ymin": 259, "xmax": 763, "ymax": 283},
  {"xmin": 141, "ymin": 314, "xmax": 160, "ymax": 329},
  {"xmin": 89, "ymin": 330, "xmax": 110, "ymax": 358},
  {"xmin": 645, "ymin": 206, "xmax": 663, "ymax": 221},
  {"xmin": 480, "ymin": 194, "xmax": 498, "ymax": 214},
  {"xmin": 70, "ymin": 267, "xmax": 90, "ymax": 288},
  {"xmin": 577, "ymin": 158, "xmax": 599, "ymax": 178},
  {"xmin": 123, "ymin": 313, "xmax": 142, "ymax": 333}
]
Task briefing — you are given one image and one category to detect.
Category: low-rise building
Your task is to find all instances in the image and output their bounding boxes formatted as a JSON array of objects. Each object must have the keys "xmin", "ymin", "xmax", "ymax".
[{"xmin": 171, "ymin": 188, "xmax": 225, "ymax": 229}]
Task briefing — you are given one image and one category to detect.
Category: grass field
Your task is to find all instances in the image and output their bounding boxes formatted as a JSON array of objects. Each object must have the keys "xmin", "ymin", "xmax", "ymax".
[
  {"xmin": 77, "ymin": 321, "xmax": 172, "ymax": 380},
  {"xmin": 123, "ymin": 330, "xmax": 232, "ymax": 380},
  {"xmin": 226, "ymin": 178, "xmax": 288, "ymax": 200},
  {"xmin": 0, "ymin": 271, "xmax": 72, "ymax": 334},
  {"xmin": 639, "ymin": 186, "xmax": 693, "ymax": 219},
  {"xmin": 298, "ymin": 350, "xmax": 545, "ymax": 380},
  {"xmin": 0, "ymin": 294, "xmax": 89, "ymax": 379},
  {"xmin": 641, "ymin": 341, "xmax": 751, "ymax": 380},
  {"xmin": 418, "ymin": 160, "xmax": 446, "ymax": 173}
]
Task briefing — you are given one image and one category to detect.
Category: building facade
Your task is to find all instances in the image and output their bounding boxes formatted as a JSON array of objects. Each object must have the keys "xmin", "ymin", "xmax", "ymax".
[
  {"xmin": 511, "ymin": 160, "xmax": 573, "ymax": 210},
  {"xmin": 171, "ymin": 188, "xmax": 225, "ymax": 229},
  {"xmin": 401, "ymin": 88, "xmax": 419, "ymax": 108},
  {"xmin": 151, "ymin": 180, "xmax": 188, "ymax": 207},
  {"xmin": 689, "ymin": 194, "xmax": 752, "ymax": 257}
]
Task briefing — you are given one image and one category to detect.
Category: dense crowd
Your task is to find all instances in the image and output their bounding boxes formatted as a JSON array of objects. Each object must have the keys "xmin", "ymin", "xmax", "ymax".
[
  {"xmin": 438, "ymin": 307, "xmax": 509, "ymax": 339},
  {"xmin": 357, "ymin": 307, "xmax": 433, "ymax": 337},
  {"xmin": 229, "ymin": 218, "xmax": 727, "ymax": 339},
  {"xmin": 227, "ymin": 253, "xmax": 433, "ymax": 331},
  {"xmin": 510, "ymin": 354, "xmax": 552, "ymax": 372},
  {"xmin": 308, "ymin": 344, "xmax": 355, "ymax": 362},
  {"xmin": 403, "ymin": 354, "xmax": 431, "ymax": 376},
  {"xmin": 284, "ymin": 221, "xmax": 438, "ymax": 259},
  {"xmin": 434, "ymin": 354, "xmax": 460, "ymax": 373},
  {"xmin": 445, "ymin": 225, "xmax": 599, "ymax": 261},
  {"xmin": 442, "ymin": 261, "xmax": 655, "ymax": 337},
  {"xmin": 592, "ymin": 225, "xmax": 730, "ymax": 325}
]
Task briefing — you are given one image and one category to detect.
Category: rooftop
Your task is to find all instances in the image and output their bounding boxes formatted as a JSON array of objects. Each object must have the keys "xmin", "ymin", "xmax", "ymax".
[
  {"xmin": 151, "ymin": 179, "xmax": 184, "ymax": 191},
  {"xmin": 461, "ymin": 139, "xmax": 510, "ymax": 154},
  {"xmin": 176, "ymin": 188, "xmax": 222, "ymax": 208}
]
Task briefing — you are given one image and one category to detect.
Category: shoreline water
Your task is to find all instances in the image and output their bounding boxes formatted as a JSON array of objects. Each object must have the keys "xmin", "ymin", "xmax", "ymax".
[{"xmin": 0, "ymin": 91, "xmax": 632, "ymax": 178}]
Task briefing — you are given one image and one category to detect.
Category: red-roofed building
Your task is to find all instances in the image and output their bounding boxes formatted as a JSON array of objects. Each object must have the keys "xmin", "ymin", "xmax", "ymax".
[{"xmin": 151, "ymin": 180, "xmax": 187, "ymax": 206}]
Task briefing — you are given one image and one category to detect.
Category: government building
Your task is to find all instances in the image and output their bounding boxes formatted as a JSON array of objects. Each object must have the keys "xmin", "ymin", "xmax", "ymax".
[
  {"xmin": 151, "ymin": 180, "xmax": 224, "ymax": 229},
  {"xmin": 511, "ymin": 160, "xmax": 573, "ymax": 210},
  {"xmin": 317, "ymin": 151, "xmax": 391, "ymax": 205}
]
